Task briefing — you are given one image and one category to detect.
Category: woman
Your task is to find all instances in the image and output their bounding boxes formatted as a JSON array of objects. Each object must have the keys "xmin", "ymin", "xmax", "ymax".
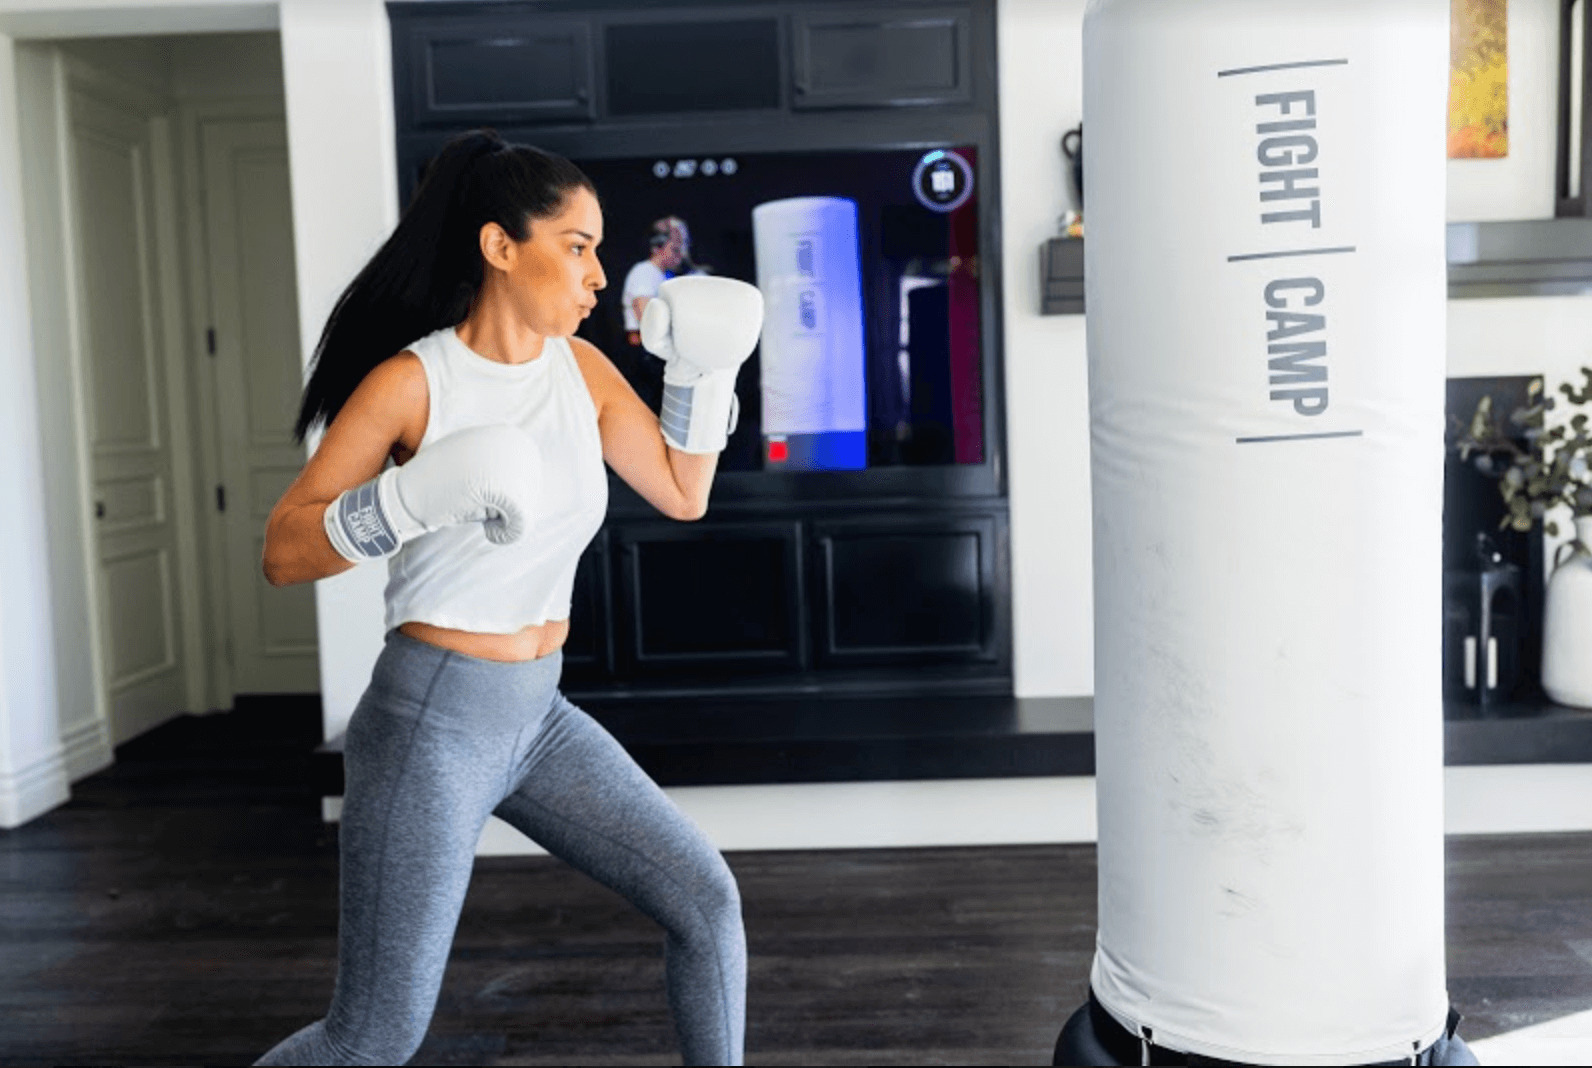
[{"xmin": 257, "ymin": 130, "xmax": 760, "ymax": 1066}]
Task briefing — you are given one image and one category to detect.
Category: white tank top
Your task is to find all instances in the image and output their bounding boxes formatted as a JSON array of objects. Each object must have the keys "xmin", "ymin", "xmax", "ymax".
[{"xmin": 383, "ymin": 327, "xmax": 608, "ymax": 633}]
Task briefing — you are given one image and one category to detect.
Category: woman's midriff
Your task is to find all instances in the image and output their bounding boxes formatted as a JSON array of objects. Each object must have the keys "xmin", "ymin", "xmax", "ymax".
[{"xmin": 398, "ymin": 618, "xmax": 570, "ymax": 662}]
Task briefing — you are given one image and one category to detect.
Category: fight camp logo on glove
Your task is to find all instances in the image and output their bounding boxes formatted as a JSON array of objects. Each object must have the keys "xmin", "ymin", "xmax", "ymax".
[{"xmin": 334, "ymin": 481, "xmax": 401, "ymax": 559}]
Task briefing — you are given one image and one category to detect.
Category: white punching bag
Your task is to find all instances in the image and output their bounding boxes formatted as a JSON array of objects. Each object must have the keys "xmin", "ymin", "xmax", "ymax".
[
  {"xmin": 1083, "ymin": 0, "xmax": 1451, "ymax": 1062},
  {"xmin": 752, "ymin": 196, "xmax": 868, "ymax": 466}
]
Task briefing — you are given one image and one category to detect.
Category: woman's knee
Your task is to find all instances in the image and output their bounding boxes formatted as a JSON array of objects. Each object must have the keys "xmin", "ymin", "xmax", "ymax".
[
  {"xmin": 684, "ymin": 849, "xmax": 743, "ymax": 936},
  {"xmin": 255, "ymin": 1017, "xmax": 427, "ymax": 1067},
  {"xmin": 327, "ymin": 1019, "xmax": 429, "ymax": 1066}
]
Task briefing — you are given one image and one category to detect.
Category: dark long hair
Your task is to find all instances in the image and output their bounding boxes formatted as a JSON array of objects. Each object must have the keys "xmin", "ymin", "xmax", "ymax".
[{"xmin": 293, "ymin": 130, "xmax": 596, "ymax": 441}]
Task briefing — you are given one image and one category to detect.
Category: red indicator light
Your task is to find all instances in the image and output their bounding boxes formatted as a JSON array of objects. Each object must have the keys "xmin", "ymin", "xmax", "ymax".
[{"xmin": 768, "ymin": 440, "xmax": 789, "ymax": 462}]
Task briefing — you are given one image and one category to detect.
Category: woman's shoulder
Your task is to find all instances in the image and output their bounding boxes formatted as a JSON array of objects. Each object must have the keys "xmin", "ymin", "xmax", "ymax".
[
  {"xmin": 362, "ymin": 349, "xmax": 428, "ymax": 397},
  {"xmin": 565, "ymin": 335, "xmax": 624, "ymax": 413},
  {"xmin": 348, "ymin": 350, "xmax": 429, "ymax": 456}
]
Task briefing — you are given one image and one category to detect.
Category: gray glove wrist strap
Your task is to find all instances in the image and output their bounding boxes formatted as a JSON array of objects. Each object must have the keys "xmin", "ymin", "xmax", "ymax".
[{"xmin": 324, "ymin": 477, "xmax": 403, "ymax": 561}]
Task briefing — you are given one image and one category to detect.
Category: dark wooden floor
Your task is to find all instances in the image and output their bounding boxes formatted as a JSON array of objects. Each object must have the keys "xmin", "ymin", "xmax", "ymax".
[{"xmin": 1, "ymin": 707, "xmax": 1588, "ymax": 1066}]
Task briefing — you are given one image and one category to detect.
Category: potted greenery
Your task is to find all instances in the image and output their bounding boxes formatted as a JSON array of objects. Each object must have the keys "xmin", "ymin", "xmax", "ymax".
[{"xmin": 1454, "ymin": 368, "xmax": 1592, "ymax": 707}]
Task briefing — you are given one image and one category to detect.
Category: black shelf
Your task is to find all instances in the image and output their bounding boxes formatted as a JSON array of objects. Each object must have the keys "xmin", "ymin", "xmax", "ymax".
[
  {"xmin": 1444, "ymin": 696, "xmax": 1592, "ymax": 764},
  {"xmin": 1447, "ymin": 218, "xmax": 1592, "ymax": 298},
  {"xmin": 309, "ymin": 693, "xmax": 1591, "ymax": 796}
]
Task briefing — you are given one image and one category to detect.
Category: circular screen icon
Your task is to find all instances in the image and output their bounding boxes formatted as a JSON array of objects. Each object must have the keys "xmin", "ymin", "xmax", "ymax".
[
  {"xmin": 701, "ymin": 159, "xmax": 718, "ymax": 176},
  {"xmin": 721, "ymin": 157, "xmax": 739, "ymax": 175},
  {"xmin": 911, "ymin": 150, "xmax": 974, "ymax": 213},
  {"xmin": 652, "ymin": 160, "xmax": 671, "ymax": 179}
]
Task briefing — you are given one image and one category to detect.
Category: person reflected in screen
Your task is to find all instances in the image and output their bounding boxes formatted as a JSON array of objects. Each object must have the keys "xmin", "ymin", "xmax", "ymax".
[{"xmin": 620, "ymin": 215, "xmax": 694, "ymax": 409}]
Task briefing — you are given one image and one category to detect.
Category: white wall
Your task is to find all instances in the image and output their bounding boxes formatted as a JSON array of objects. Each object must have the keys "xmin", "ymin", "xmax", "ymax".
[
  {"xmin": 0, "ymin": 0, "xmax": 387, "ymax": 825},
  {"xmin": 12, "ymin": 40, "xmax": 129, "ymax": 820},
  {"xmin": 0, "ymin": 0, "xmax": 273, "ymax": 39},
  {"xmin": 56, "ymin": 31, "xmax": 282, "ymax": 99},
  {"xmin": 275, "ymin": 0, "xmax": 398, "ymax": 742},
  {"xmin": 0, "ymin": 33, "xmax": 71, "ymax": 827},
  {"xmin": 998, "ymin": 0, "xmax": 1095, "ymax": 699},
  {"xmin": 324, "ymin": 763, "xmax": 1592, "ymax": 856}
]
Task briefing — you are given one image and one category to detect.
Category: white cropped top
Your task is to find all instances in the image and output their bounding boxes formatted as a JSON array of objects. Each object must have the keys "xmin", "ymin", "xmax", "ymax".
[{"xmin": 383, "ymin": 327, "xmax": 608, "ymax": 634}]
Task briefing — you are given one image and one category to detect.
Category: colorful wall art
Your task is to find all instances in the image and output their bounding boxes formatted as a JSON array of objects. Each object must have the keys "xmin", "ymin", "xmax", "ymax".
[{"xmin": 1450, "ymin": 0, "xmax": 1510, "ymax": 158}]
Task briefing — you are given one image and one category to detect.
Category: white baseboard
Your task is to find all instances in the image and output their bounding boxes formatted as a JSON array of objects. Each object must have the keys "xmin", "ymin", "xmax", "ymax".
[
  {"xmin": 323, "ymin": 765, "xmax": 1592, "ymax": 856},
  {"xmin": 60, "ymin": 717, "xmax": 111, "ymax": 782},
  {"xmin": 0, "ymin": 746, "xmax": 70, "ymax": 829},
  {"xmin": 1445, "ymin": 764, "xmax": 1592, "ymax": 835},
  {"xmin": 1467, "ymin": 1006, "xmax": 1592, "ymax": 1066},
  {"xmin": 327, "ymin": 777, "xmax": 1102, "ymax": 856}
]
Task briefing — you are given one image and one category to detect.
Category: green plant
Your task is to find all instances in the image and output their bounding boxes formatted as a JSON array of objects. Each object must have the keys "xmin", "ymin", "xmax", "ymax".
[{"xmin": 1453, "ymin": 367, "xmax": 1592, "ymax": 537}]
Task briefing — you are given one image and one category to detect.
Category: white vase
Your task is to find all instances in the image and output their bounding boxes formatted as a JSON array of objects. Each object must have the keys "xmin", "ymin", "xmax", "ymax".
[{"xmin": 1542, "ymin": 514, "xmax": 1592, "ymax": 708}]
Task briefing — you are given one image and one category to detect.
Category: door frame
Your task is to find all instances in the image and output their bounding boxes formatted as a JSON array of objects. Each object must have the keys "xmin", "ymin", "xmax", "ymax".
[
  {"xmin": 175, "ymin": 97, "xmax": 295, "ymax": 710},
  {"xmin": 52, "ymin": 51, "xmax": 214, "ymax": 745}
]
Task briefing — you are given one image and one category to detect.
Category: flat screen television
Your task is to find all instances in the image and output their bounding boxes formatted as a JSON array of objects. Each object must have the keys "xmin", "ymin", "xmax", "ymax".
[{"xmin": 573, "ymin": 146, "xmax": 985, "ymax": 475}]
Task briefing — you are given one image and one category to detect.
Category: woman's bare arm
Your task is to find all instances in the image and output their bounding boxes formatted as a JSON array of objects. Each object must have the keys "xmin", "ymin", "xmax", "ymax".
[
  {"xmin": 262, "ymin": 354, "xmax": 429, "ymax": 586},
  {"xmin": 569, "ymin": 336, "xmax": 717, "ymax": 520}
]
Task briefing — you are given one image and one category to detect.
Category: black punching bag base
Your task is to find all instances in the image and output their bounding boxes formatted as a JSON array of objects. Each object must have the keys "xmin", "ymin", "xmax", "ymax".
[{"xmin": 1053, "ymin": 991, "xmax": 1479, "ymax": 1067}]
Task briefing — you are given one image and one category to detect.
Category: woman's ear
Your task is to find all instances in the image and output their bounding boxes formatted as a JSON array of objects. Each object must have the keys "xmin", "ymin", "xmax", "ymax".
[{"xmin": 479, "ymin": 221, "xmax": 516, "ymax": 272}]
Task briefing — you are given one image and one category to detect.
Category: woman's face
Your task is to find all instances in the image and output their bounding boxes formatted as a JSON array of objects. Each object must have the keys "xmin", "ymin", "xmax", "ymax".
[{"xmin": 485, "ymin": 186, "xmax": 607, "ymax": 338}]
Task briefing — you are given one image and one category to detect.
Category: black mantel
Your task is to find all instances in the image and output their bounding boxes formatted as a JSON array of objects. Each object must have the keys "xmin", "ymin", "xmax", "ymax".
[{"xmin": 309, "ymin": 695, "xmax": 1592, "ymax": 797}]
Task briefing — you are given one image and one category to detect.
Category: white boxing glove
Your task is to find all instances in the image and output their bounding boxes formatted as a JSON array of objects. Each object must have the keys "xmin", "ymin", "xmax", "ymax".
[
  {"xmin": 640, "ymin": 275, "xmax": 765, "ymax": 453},
  {"xmin": 323, "ymin": 423, "xmax": 543, "ymax": 562}
]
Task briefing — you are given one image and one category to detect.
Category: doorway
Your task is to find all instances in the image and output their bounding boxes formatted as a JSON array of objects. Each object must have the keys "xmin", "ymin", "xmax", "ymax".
[{"xmin": 17, "ymin": 31, "xmax": 317, "ymax": 757}]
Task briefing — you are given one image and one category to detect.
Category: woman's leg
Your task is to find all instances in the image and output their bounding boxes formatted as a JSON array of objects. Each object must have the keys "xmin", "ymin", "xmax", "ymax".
[
  {"xmin": 493, "ymin": 695, "xmax": 747, "ymax": 1067},
  {"xmin": 256, "ymin": 655, "xmax": 506, "ymax": 1066}
]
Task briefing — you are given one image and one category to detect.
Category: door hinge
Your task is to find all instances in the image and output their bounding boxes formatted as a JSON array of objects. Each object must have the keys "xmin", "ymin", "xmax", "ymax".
[
  {"xmin": 216, "ymin": 485, "xmax": 226, "ymax": 512},
  {"xmin": 206, "ymin": 328, "xmax": 217, "ymax": 356}
]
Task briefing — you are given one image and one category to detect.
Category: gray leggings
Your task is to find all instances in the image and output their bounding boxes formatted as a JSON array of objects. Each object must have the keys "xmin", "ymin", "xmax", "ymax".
[{"xmin": 255, "ymin": 630, "xmax": 746, "ymax": 1066}]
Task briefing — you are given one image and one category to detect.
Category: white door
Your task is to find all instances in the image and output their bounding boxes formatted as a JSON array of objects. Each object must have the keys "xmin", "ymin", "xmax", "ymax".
[
  {"xmin": 64, "ymin": 88, "xmax": 189, "ymax": 746},
  {"xmin": 200, "ymin": 118, "xmax": 320, "ymax": 693}
]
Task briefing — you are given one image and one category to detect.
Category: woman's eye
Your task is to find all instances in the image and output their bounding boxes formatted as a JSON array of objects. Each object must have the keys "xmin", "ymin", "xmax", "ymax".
[{"xmin": 571, "ymin": 244, "xmax": 586, "ymax": 256}]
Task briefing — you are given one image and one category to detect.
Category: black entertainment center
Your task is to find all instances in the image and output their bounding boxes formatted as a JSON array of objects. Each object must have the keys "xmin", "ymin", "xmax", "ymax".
[
  {"xmin": 306, "ymin": 1, "xmax": 1592, "ymax": 800},
  {"xmin": 386, "ymin": 0, "xmax": 1011, "ymax": 712}
]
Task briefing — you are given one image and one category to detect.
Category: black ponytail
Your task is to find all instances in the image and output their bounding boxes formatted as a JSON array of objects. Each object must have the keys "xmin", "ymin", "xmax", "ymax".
[{"xmin": 293, "ymin": 129, "xmax": 596, "ymax": 441}]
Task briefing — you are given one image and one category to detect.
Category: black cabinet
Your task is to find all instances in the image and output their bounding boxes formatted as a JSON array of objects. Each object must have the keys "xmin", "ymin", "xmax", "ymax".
[
  {"xmin": 616, "ymin": 519, "xmax": 806, "ymax": 676},
  {"xmin": 556, "ymin": 507, "xmax": 1009, "ymax": 696},
  {"xmin": 603, "ymin": 15, "xmax": 783, "ymax": 116},
  {"xmin": 791, "ymin": 6, "xmax": 972, "ymax": 109},
  {"xmin": 812, "ymin": 514, "xmax": 999, "ymax": 665},
  {"xmin": 387, "ymin": 0, "xmax": 1010, "ymax": 709},
  {"xmin": 390, "ymin": 1, "xmax": 988, "ymax": 127},
  {"xmin": 399, "ymin": 14, "xmax": 595, "ymax": 128}
]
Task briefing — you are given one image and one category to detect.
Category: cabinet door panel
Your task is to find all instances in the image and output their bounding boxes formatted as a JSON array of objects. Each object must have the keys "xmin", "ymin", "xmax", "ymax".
[
  {"xmin": 618, "ymin": 521, "xmax": 804, "ymax": 674},
  {"xmin": 604, "ymin": 18, "xmax": 781, "ymax": 115},
  {"xmin": 813, "ymin": 514, "xmax": 996, "ymax": 664},
  {"xmin": 403, "ymin": 17, "xmax": 594, "ymax": 127},
  {"xmin": 792, "ymin": 7, "xmax": 971, "ymax": 109}
]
